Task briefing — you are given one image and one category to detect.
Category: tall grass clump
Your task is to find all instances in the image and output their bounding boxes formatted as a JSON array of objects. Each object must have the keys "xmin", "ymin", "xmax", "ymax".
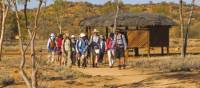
[{"xmin": 130, "ymin": 56, "xmax": 200, "ymax": 72}]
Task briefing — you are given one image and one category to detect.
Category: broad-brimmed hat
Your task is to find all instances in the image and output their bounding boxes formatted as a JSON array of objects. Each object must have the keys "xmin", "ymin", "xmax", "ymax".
[
  {"xmin": 71, "ymin": 35, "xmax": 75, "ymax": 38},
  {"xmin": 65, "ymin": 33, "xmax": 69, "ymax": 37},
  {"xmin": 93, "ymin": 29, "xmax": 99, "ymax": 33},
  {"xmin": 50, "ymin": 33, "xmax": 55, "ymax": 37},
  {"xmin": 80, "ymin": 33, "xmax": 86, "ymax": 37}
]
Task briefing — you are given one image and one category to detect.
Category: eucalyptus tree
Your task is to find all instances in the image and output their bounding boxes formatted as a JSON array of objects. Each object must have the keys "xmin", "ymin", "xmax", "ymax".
[
  {"xmin": 183, "ymin": 0, "xmax": 195, "ymax": 57},
  {"xmin": 0, "ymin": 0, "xmax": 10, "ymax": 61},
  {"xmin": 53, "ymin": 0, "xmax": 65, "ymax": 34},
  {"xmin": 11, "ymin": 0, "xmax": 43, "ymax": 88},
  {"xmin": 179, "ymin": 0, "xmax": 196, "ymax": 57}
]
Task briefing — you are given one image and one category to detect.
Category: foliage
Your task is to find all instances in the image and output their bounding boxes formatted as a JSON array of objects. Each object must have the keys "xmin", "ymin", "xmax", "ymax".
[{"xmin": 5, "ymin": 1, "xmax": 200, "ymax": 39}]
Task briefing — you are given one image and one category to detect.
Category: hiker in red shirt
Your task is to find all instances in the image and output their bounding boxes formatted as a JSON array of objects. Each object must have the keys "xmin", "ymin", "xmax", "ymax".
[{"xmin": 56, "ymin": 34, "xmax": 63, "ymax": 65}]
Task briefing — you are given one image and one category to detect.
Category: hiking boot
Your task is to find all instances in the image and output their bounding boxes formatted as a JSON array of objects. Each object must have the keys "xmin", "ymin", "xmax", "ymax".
[
  {"xmin": 123, "ymin": 64, "xmax": 126, "ymax": 69},
  {"xmin": 118, "ymin": 65, "xmax": 122, "ymax": 70}
]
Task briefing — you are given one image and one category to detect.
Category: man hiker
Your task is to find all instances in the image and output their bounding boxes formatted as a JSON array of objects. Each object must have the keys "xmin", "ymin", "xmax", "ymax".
[
  {"xmin": 71, "ymin": 35, "xmax": 77, "ymax": 65},
  {"xmin": 106, "ymin": 33, "xmax": 115, "ymax": 68},
  {"xmin": 76, "ymin": 33, "xmax": 88, "ymax": 68},
  {"xmin": 115, "ymin": 29, "xmax": 127, "ymax": 70},
  {"xmin": 99, "ymin": 35, "xmax": 106, "ymax": 64},
  {"xmin": 62, "ymin": 32, "xmax": 72, "ymax": 67},
  {"xmin": 47, "ymin": 33, "xmax": 57, "ymax": 63},
  {"xmin": 89, "ymin": 29, "xmax": 100, "ymax": 67}
]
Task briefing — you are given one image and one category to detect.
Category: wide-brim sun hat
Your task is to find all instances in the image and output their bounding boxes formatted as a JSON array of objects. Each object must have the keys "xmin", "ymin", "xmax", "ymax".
[
  {"xmin": 93, "ymin": 29, "xmax": 99, "ymax": 33},
  {"xmin": 50, "ymin": 33, "xmax": 55, "ymax": 37},
  {"xmin": 65, "ymin": 33, "xmax": 69, "ymax": 37},
  {"xmin": 71, "ymin": 35, "xmax": 75, "ymax": 38},
  {"xmin": 80, "ymin": 33, "xmax": 86, "ymax": 37}
]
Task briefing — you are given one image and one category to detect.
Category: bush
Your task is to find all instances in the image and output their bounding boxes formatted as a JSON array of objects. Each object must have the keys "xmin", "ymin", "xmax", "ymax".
[
  {"xmin": 0, "ymin": 76, "xmax": 15, "ymax": 87},
  {"xmin": 130, "ymin": 56, "xmax": 200, "ymax": 72}
]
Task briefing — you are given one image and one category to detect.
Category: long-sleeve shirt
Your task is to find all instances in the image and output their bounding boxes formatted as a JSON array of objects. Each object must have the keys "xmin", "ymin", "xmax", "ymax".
[
  {"xmin": 76, "ymin": 38, "xmax": 88, "ymax": 54},
  {"xmin": 62, "ymin": 38, "xmax": 71, "ymax": 53},
  {"xmin": 47, "ymin": 38, "xmax": 57, "ymax": 51}
]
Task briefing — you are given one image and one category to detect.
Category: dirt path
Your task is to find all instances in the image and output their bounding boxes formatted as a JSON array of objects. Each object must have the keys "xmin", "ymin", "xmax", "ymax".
[{"xmin": 74, "ymin": 67, "xmax": 151, "ymax": 85}]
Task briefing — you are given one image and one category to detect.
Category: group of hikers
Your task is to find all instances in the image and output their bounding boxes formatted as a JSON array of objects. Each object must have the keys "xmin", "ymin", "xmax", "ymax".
[{"xmin": 47, "ymin": 29, "xmax": 127, "ymax": 70}]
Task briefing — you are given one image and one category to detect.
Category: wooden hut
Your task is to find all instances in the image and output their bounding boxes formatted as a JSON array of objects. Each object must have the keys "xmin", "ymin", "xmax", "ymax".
[{"xmin": 80, "ymin": 12, "xmax": 176, "ymax": 56}]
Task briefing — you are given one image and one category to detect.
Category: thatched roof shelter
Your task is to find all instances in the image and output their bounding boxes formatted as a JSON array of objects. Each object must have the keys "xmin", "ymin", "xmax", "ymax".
[{"xmin": 80, "ymin": 12, "xmax": 176, "ymax": 27}]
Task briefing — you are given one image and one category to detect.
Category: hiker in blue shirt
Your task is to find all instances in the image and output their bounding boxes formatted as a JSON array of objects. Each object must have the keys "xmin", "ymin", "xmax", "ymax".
[{"xmin": 76, "ymin": 33, "xmax": 89, "ymax": 68}]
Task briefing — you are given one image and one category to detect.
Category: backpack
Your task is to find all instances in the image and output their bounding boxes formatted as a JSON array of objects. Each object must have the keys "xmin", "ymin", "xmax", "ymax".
[
  {"xmin": 115, "ymin": 34, "xmax": 125, "ymax": 48},
  {"xmin": 91, "ymin": 36, "xmax": 100, "ymax": 49},
  {"xmin": 50, "ymin": 39, "xmax": 55, "ymax": 49},
  {"xmin": 106, "ymin": 38, "xmax": 112, "ymax": 49},
  {"xmin": 57, "ymin": 37, "xmax": 62, "ymax": 48}
]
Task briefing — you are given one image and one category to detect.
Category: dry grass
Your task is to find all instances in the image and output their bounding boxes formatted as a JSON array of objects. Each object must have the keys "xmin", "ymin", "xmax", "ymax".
[{"xmin": 129, "ymin": 56, "xmax": 200, "ymax": 72}]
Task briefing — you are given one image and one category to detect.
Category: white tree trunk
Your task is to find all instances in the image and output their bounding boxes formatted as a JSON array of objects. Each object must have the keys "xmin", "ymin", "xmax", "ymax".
[
  {"xmin": 31, "ymin": 1, "xmax": 43, "ymax": 88},
  {"xmin": 113, "ymin": 0, "xmax": 119, "ymax": 32},
  {"xmin": 11, "ymin": 0, "xmax": 32, "ymax": 88},
  {"xmin": 179, "ymin": 0, "xmax": 185, "ymax": 57},
  {"xmin": 0, "ymin": 0, "xmax": 9, "ymax": 61},
  {"xmin": 183, "ymin": 0, "xmax": 195, "ymax": 57}
]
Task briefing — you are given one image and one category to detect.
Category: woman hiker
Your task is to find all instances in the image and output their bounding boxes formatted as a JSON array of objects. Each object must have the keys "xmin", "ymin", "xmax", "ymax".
[
  {"xmin": 47, "ymin": 33, "xmax": 57, "ymax": 63},
  {"xmin": 61, "ymin": 32, "xmax": 72, "ymax": 68},
  {"xmin": 56, "ymin": 34, "xmax": 63, "ymax": 65},
  {"xmin": 106, "ymin": 33, "xmax": 116, "ymax": 68}
]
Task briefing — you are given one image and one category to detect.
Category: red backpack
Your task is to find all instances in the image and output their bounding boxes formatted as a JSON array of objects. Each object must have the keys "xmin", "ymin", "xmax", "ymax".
[
  {"xmin": 57, "ymin": 37, "xmax": 62, "ymax": 48},
  {"xmin": 106, "ymin": 37, "xmax": 112, "ymax": 50}
]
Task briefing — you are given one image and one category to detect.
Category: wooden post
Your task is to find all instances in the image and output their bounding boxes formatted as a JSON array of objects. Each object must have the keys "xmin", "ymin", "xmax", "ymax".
[
  {"xmin": 148, "ymin": 47, "xmax": 150, "ymax": 57},
  {"xmin": 106, "ymin": 27, "xmax": 108, "ymax": 39},
  {"xmin": 86, "ymin": 26, "xmax": 88, "ymax": 38},
  {"xmin": 134, "ymin": 48, "xmax": 139, "ymax": 56},
  {"xmin": 161, "ymin": 46, "xmax": 164, "ymax": 55},
  {"xmin": 167, "ymin": 46, "xmax": 169, "ymax": 55}
]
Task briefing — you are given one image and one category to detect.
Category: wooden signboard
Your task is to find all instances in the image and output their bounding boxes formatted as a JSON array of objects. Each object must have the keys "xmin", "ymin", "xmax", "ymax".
[{"xmin": 127, "ymin": 30, "xmax": 149, "ymax": 48}]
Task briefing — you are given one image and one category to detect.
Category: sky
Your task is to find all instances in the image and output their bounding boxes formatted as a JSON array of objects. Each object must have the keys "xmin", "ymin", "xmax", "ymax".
[{"xmin": 18, "ymin": 0, "xmax": 200, "ymax": 9}]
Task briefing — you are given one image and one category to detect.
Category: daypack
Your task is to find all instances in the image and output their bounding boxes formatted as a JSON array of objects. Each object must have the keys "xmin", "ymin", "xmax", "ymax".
[
  {"xmin": 91, "ymin": 35, "xmax": 100, "ymax": 49},
  {"xmin": 50, "ymin": 39, "xmax": 55, "ymax": 49},
  {"xmin": 77, "ymin": 38, "xmax": 88, "ymax": 53},
  {"xmin": 57, "ymin": 37, "xmax": 62, "ymax": 48},
  {"xmin": 106, "ymin": 38, "xmax": 112, "ymax": 49}
]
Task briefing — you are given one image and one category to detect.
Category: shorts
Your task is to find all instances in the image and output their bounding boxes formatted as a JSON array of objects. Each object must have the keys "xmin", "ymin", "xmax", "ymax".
[
  {"xmin": 57, "ymin": 47, "xmax": 62, "ymax": 55},
  {"xmin": 115, "ymin": 47, "xmax": 125, "ymax": 59}
]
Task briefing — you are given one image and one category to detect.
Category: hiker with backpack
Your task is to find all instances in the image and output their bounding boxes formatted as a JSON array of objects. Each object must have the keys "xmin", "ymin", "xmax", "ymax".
[
  {"xmin": 89, "ymin": 29, "xmax": 100, "ymax": 67},
  {"xmin": 106, "ymin": 33, "xmax": 115, "ymax": 68},
  {"xmin": 115, "ymin": 29, "xmax": 127, "ymax": 70},
  {"xmin": 76, "ymin": 33, "xmax": 89, "ymax": 68},
  {"xmin": 71, "ymin": 35, "xmax": 77, "ymax": 65},
  {"xmin": 56, "ymin": 34, "xmax": 63, "ymax": 65},
  {"xmin": 47, "ymin": 33, "xmax": 57, "ymax": 63},
  {"xmin": 99, "ymin": 35, "xmax": 106, "ymax": 64},
  {"xmin": 61, "ymin": 32, "xmax": 72, "ymax": 67}
]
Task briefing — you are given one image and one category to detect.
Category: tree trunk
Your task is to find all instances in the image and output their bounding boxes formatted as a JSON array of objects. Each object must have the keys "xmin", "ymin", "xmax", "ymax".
[
  {"xmin": 11, "ymin": 0, "xmax": 32, "ymax": 88},
  {"xmin": 113, "ymin": 0, "xmax": 119, "ymax": 32},
  {"xmin": 31, "ymin": 1, "xmax": 43, "ymax": 88},
  {"xmin": 0, "ymin": 0, "xmax": 9, "ymax": 61},
  {"xmin": 183, "ymin": 0, "xmax": 195, "ymax": 57},
  {"xmin": 179, "ymin": 0, "xmax": 185, "ymax": 57},
  {"xmin": 56, "ymin": 12, "xmax": 62, "ymax": 34}
]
